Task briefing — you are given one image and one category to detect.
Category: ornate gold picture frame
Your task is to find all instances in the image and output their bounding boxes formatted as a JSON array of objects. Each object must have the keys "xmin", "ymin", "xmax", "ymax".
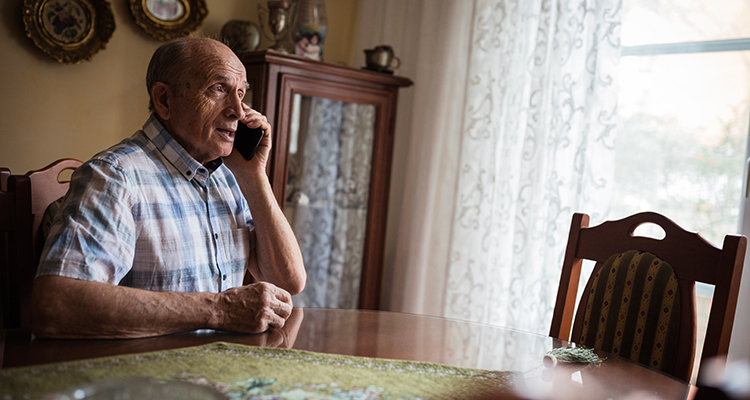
[
  {"xmin": 128, "ymin": 0, "xmax": 208, "ymax": 41},
  {"xmin": 22, "ymin": 0, "xmax": 116, "ymax": 64}
]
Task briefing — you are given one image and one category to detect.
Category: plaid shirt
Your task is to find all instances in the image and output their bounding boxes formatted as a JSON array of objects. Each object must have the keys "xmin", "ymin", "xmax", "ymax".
[{"xmin": 37, "ymin": 114, "xmax": 254, "ymax": 293}]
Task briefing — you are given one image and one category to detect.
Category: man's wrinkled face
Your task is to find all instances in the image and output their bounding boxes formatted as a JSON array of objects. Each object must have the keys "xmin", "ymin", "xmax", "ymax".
[{"xmin": 167, "ymin": 42, "xmax": 249, "ymax": 164}]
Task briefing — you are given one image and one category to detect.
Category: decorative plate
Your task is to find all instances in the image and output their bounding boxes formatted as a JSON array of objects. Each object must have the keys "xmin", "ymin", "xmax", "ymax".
[
  {"xmin": 128, "ymin": 0, "xmax": 208, "ymax": 41},
  {"xmin": 22, "ymin": 0, "xmax": 116, "ymax": 64}
]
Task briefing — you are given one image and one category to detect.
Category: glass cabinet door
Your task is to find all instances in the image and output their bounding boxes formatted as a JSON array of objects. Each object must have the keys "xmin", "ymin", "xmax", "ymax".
[{"xmin": 284, "ymin": 94, "xmax": 377, "ymax": 308}]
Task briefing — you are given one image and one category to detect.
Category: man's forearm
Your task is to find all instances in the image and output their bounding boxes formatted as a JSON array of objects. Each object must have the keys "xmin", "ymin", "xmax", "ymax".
[
  {"xmin": 233, "ymin": 169, "xmax": 306, "ymax": 295},
  {"xmin": 31, "ymin": 275, "xmax": 220, "ymax": 339}
]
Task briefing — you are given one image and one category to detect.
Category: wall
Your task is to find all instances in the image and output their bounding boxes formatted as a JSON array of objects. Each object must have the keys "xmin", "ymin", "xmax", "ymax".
[{"xmin": 0, "ymin": 0, "xmax": 361, "ymax": 174}]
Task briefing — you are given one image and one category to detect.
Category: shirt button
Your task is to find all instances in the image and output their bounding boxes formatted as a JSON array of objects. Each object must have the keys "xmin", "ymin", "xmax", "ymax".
[
  {"xmin": 214, "ymin": 233, "xmax": 219, "ymax": 239},
  {"xmin": 222, "ymin": 275, "xmax": 227, "ymax": 281},
  {"xmin": 186, "ymin": 170, "xmax": 192, "ymax": 176}
]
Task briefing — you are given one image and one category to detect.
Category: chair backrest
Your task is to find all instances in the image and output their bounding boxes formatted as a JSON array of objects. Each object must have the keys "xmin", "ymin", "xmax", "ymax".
[
  {"xmin": 0, "ymin": 175, "xmax": 33, "ymax": 329},
  {"xmin": 0, "ymin": 159, "xmax": 81, "ymax": 329},
  {"xmin": 0, "ymin": 167, "xmax": 9, "ymax": 191},
  {"xmin": 549, "ymin": 212, "xmax": 746, "ymax": 383},
  {"xmin": 26, "ymin": 159, "xmax": 82, "ymax": 259}
]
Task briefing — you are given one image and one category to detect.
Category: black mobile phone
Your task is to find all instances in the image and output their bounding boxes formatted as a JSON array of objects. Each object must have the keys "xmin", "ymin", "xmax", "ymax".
[{"xmin": 234, "ymin": 123, "xmax": 265, "ymax": 160}]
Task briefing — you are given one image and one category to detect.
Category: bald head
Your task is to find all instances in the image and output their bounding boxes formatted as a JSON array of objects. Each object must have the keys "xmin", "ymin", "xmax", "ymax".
[{"xmin": 146, "ymin": 37, "xmax": 239, "ymax": 113}]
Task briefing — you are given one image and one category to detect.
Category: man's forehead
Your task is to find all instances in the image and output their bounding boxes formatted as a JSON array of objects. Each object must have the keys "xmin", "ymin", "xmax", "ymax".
[
  {"xmin": 196, "ymin": 59, "xmax": 247, "ymax": 87},
  {"xmin": 190, "ymin": 44, "xmax": 247, "ymax": 86}
]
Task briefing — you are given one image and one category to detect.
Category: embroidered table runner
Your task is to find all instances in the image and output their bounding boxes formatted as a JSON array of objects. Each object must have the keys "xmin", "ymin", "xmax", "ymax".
[{"xmin": 0, "ymin": 342, "xmax": 517, "ymax": 399}]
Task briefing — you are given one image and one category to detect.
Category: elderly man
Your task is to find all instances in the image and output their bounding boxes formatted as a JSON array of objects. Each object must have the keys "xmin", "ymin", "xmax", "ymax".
[{"xmin": 30, "ymin": 37, "xmax": 306, "ymax": 338}]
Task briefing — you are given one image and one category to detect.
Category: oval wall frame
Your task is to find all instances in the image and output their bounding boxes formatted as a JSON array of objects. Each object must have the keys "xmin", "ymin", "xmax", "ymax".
[{"xmin": 128, "ymin": 0, "xmax": 207, "ymax": 41}]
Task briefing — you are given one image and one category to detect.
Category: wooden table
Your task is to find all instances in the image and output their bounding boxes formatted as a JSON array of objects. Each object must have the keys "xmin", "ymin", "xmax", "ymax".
[{"xmin": 1, "ymin": 308, "xmax": 690, "ymax": 399}]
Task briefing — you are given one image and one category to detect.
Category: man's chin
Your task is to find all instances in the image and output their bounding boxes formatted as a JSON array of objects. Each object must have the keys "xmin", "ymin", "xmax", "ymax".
[{"xmin": 220, "ymin": 145, "xmax": 236, "ymax": 159}]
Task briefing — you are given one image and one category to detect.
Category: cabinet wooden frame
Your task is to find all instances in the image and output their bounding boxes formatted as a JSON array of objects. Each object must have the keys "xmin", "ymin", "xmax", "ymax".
[{"xmin": 240, "ymin": 51, "xmax": 412, "ymax": 309}]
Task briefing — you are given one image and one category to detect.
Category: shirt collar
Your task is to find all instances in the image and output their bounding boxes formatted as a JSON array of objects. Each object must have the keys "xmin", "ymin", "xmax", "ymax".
[{"xmin": 142, "ymin": 114, "xmax": 224, "ymax": 183}]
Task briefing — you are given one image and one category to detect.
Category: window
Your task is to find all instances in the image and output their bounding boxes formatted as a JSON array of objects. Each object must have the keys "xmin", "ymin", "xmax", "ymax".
[
  {"xmin": 613, "ymin": 0, "xmax": 750, "ymax": 381},
  {"xmin": 614, "ymin": 0, "xmax": 750, "ymax": 243}
]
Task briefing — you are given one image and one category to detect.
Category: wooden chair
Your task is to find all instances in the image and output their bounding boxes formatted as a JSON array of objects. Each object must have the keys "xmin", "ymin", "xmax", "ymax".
[
  {"xmin": 549, "ymin": 212, "xmax": 746, "ymax": 383},
  {"xmin": 0, "ymin": 175, "xmax": 33, "ymax": 329},
  {"xmin": 26, "ymin": 159, "xmax": 82, "ymax": 260},
  {"xmin": 0, "ymin": 167, "xmax": 7, "ymax": 327},
  {"xmin": 0, "ymin": 167, "xmax": 9, "ymax": 191},
  {"xmin": 0, "ymin": 159, "xmax": 81, "ymax": 329}
]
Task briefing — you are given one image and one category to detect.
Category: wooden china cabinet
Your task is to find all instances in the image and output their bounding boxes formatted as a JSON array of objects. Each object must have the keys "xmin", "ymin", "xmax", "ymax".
[{"xmin": 239, "ymin": 50, "xmax": 412, "ymax": 310}]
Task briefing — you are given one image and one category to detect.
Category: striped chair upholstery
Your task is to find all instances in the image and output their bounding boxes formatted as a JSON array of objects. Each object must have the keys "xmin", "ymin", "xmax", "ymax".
[{"xmin": 575, "ymin": 250, "xmax": 681, "ymax": 375}]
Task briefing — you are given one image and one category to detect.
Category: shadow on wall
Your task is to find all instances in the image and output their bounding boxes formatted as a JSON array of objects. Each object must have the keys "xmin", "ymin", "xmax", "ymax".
[{"xmin": 1, "ymin": 1, "xmax": 55, "ymax": 65}]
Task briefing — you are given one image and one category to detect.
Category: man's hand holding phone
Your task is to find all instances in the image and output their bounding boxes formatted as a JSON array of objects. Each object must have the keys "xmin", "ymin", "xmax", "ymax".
[
  {"xmin": 227, "ymin": 106, "xmax": 272, "ymax": 174},
  {"xmin": 234, "ymin": 123, "xmax": 265, "ymax": 160}
]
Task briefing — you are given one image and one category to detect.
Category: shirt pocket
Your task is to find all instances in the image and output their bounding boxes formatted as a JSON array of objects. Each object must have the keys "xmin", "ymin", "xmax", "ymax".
[{"xmin": 219, "ymin": 227, "xmax": 255, "ymax": 286}]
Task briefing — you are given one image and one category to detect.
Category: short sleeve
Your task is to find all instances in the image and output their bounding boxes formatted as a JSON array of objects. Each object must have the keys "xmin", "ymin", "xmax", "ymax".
[{"xmin": 37, "ymin": 159, "xmax": 137, "ymax": 284}]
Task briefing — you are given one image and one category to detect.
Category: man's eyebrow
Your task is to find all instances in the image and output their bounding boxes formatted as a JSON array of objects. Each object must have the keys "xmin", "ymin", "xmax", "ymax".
[{"xmin": 214, "ymin": 75, "xmax": 250, "ymax": 90}]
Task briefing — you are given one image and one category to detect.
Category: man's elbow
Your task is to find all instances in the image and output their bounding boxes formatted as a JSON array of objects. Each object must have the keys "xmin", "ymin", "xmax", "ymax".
[
  {"xmin": 286, "ymin": 270, "xmax": 306, "ymax": 296},
  {"xmin": 30, "ymin": 312, "xmax": 61, "ymax": 339}
]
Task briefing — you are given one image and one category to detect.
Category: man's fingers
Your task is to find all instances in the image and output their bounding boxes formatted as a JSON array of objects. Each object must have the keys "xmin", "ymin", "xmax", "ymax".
[
  {"xmin": 272, "ymin": 285, "xmax": 292, "ymax": 304},
  {"xmin": 265, "ymin": 285, "xmax": 291, "ymax": 319},
  {"xmin": 272, "ymin": 299, "xmax": 293, "ymax": 319},
  {"xmin": 242, "ymin": 108, "xmax": 270, "ymax": 130},
  {"xmin": 266, "ymin": 312, "xmax": 286, "ymax": 330}
]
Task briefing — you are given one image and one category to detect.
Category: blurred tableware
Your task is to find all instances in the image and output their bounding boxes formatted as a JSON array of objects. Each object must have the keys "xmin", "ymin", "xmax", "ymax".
[
  {"xmin": 258, "ymin": 1, "xmax": 297, "ymax": 53},
  {"xmin": 364, "ymin": 45, "xmax": 401, "ymax": 73},
  {"xmin": 221, "ymin": 20, "xmax": 261, "ymax": 53}
]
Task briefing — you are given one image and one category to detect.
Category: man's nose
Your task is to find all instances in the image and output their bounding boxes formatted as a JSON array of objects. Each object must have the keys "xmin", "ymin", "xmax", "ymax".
[{"xmin": 226, "ymin": 95, "xmax": 245, "ymax": 120}]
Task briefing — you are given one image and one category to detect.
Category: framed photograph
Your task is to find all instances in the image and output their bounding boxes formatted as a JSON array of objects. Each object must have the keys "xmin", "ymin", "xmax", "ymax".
[
  {"xmin": 22, "ymin": 0, "xmax": 116, "ymax": 64},
  {"xmin": 294, "ymin": 24, "xmax": 326, "ymax": 61},
  {"xmin": 128, "ymin": 0, "xmax": 207, "ymax": 41}
]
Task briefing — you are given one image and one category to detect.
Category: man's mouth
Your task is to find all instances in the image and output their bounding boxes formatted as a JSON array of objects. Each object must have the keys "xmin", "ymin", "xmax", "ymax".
[{"xmin": 217, "ymin": 128, "xmax": 235, "ymax": 141}]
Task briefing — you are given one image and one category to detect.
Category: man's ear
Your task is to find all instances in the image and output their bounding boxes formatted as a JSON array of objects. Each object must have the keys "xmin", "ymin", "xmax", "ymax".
[{"xmin": 151, "ymin": 82, "xmax": 171, "ymax": 120}]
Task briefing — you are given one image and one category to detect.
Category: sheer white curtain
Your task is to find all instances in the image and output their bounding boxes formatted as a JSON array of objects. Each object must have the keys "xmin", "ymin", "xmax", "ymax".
[{"xmin": 358, "ymin": 0, "xmax": 620, "ymax": 334}]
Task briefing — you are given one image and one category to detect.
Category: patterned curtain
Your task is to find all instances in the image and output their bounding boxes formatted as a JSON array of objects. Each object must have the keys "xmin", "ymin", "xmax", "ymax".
[
  {"xmin": 443, "ymin": 0, "xmax": 621, "ymax": 333},
  {"xmin": 287, "ymin": 96, "xmax": 376, "ymax": 308}
]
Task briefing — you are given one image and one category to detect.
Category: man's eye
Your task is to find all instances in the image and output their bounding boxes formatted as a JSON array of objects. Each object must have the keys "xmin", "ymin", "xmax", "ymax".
[
  {"xmin": 214, "ymin": 85, "xmax": 224, "ymax": 92},
  {"xmin": 238, "ymin": 91, "xmax": 245, "ymax": 99}
]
